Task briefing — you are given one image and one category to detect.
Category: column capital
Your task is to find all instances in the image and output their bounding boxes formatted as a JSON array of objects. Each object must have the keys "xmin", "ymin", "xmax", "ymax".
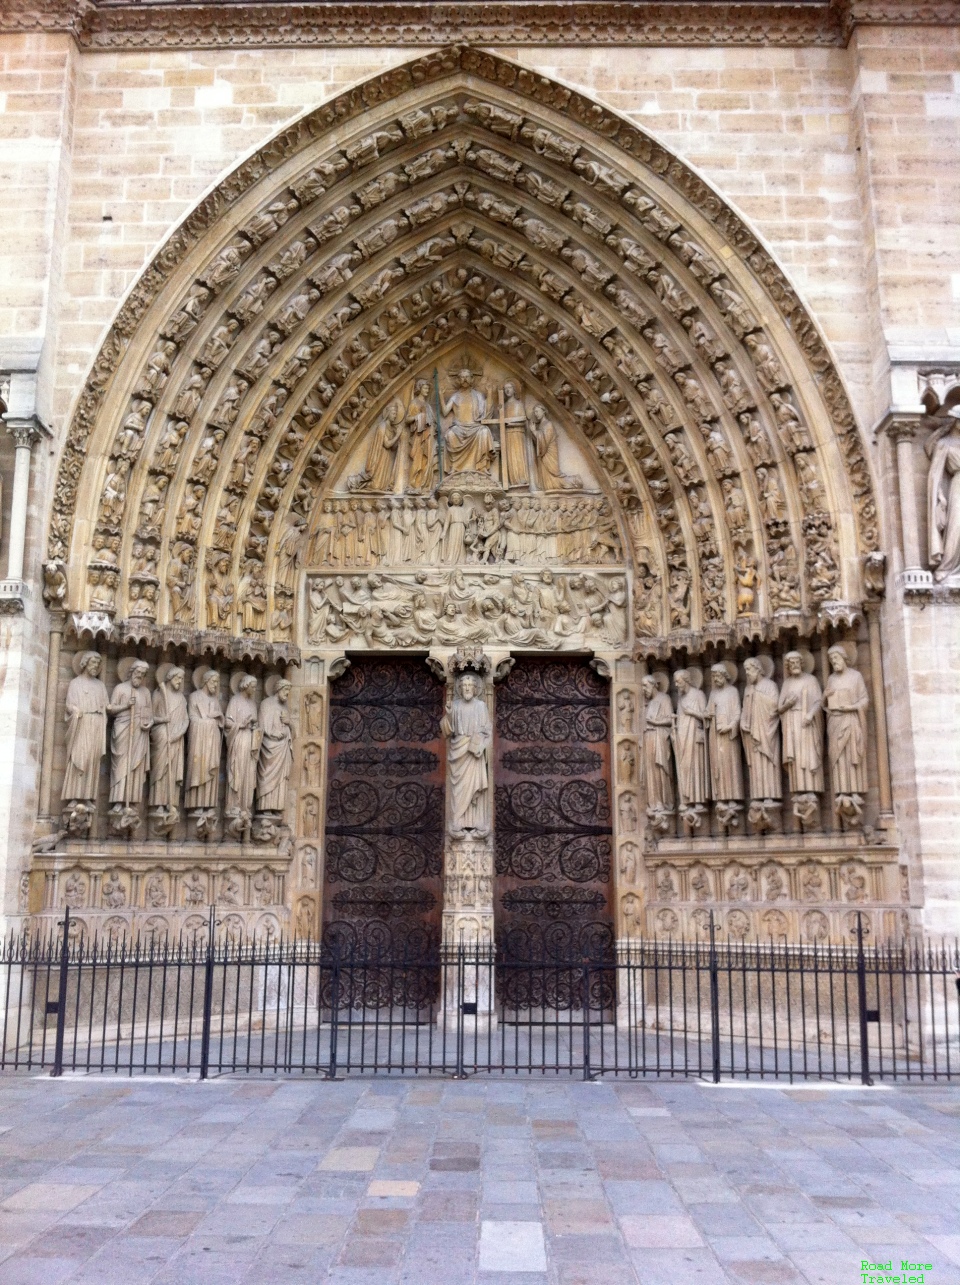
[
  {"xmin": 3, "ymin": 415, "xmax": 45, "ymax": 451},
  {"xmin": 875, "ymin": 411, "xmax": 926, "ymax": 444}
]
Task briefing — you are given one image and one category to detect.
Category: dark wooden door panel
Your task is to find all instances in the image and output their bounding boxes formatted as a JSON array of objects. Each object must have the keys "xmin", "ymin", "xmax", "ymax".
[
  {"xmin": 494, "ymin": 658, "xmax": 614, "ymax": 984},
  {"xmin": 323, "ymin": 658, "xmax": 445, "ymax": 964}
]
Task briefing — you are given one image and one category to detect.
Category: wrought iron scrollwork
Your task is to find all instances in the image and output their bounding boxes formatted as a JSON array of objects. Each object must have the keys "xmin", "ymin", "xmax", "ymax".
[
  {"xmin": 323, "ymin": 659, "xmax": 444, "ymax": 981},
  {"xmin": 494, "ymin": 658, "xmax": 614, "ymax": 1006}
]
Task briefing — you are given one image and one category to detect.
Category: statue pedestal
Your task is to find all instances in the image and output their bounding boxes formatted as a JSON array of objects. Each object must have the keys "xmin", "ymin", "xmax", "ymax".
[{"xmin": 439, "ymin": 834, "xmax": 497, "ymax": 1031}]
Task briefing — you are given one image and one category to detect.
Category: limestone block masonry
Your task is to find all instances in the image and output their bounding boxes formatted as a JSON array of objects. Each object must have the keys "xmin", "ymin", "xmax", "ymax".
[{"xmin": 0, "ymin": 4, "xmax": 957, "ymax": 941}]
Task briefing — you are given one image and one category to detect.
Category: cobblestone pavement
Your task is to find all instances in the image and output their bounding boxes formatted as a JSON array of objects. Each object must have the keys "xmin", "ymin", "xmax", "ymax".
[{"xmin": 0, "ymin": 1076, "xmax": 955, "ymax": 1284}]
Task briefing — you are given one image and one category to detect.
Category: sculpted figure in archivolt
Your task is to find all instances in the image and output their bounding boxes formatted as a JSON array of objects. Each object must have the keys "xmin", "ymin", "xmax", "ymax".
[
  {"xmin": 62, "ymin": 651, "xmax": 108, "ymax": 803},
  {"xmin": 441, "ymin": 672, "xmax": 492, "ymax": 837}
]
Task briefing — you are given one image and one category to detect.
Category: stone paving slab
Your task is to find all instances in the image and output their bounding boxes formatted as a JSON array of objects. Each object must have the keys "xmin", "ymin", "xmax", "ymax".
[{"xmin": 0, "ymin": 1077, "xmax": 954, "ymax": 1282}]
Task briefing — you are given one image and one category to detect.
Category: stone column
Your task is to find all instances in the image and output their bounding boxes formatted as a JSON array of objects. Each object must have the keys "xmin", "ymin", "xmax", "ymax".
[
  {"xmin": 4, "ymin": 419, "xmax": 40, "ymax": 586},
  {"xmin": 865, "ymin": 605, "xmax": 893, "ymax": 819},
  {"xmin": 884, "ymin": 415, "xmax": 933, "ymax": 593},
  {"xmin": 38, "ymin": 612, "xmax": 65, "ymax": 820}
]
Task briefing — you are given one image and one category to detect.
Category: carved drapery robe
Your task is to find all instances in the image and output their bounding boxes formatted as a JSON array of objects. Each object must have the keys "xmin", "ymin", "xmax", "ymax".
[
  {"xmin": 62, "ymin": 674, "xmax": 108, "ymax": 802},
  {"xmin": 824, "ymin": 666, "xmax": 869, "ymax": 795},
  {"xmin": 443, "ymin": 387, "xmax": 495, "ymax": 475},
  {"xmin": 256, "ymin": 696, "xmax": 293, "ymax": 812},
  {"xmin": 442, "ymin": 693, "xmax": 491, "ymax": 832},
  {"xmin": 741, "ymin": 677, "xmax": 782, "ymax": 800},
  {"xmin": 186, "ymin": 689, "xmax": 223, "ymax": 809},
  {"xmin": 532, "ymin": 413, "xmax": 565, "ymax": 490},
  {"xmin": 502, "ymin": 394, "xmax": 530, "ymax": 489},
  {"xmin": 706, "ymin": 684, "xmax": 743, "ymax": 801},
  {"xmin": 673, "ymin": 688, "xmax": 708, "ymax": 806},
  {"xmin": 642, "ymin": 691, "xmax": 675, "ymax": 811},
  {"xmin": 778, "ymin": 673, "xmax": 823, "ymax": 793},
  {"xmin": 149, "ymin": 682, "xmax": 189, "ymax": 809},
  {"xmin": 225, "ymin": 692, "xmax": 260, "ymax": 815},
  {"xmin": 108, "ymin": 680, "xmax": 153, "ymax": 805},
  {"xmin": 406, "ymin": 392, "xmax": 437, "ymax": 491},
  {"xmin": 927, "ymin": 427, "xmax": 960, "ymax": 581},
  {"xmin": 363, "ymin": 409, "xmax": 402, "ymax": 492}
]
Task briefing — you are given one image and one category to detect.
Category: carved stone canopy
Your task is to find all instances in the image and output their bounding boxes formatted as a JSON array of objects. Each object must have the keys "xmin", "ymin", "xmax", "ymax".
[{"xmin": 46, "ymin": 47, "xmax": 879, "ymax": 662}]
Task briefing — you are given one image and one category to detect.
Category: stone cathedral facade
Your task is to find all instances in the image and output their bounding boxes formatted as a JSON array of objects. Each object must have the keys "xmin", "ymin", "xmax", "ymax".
[{"xmin": 0, "ymin": 1, "xmax": 958, "ymax": 952}]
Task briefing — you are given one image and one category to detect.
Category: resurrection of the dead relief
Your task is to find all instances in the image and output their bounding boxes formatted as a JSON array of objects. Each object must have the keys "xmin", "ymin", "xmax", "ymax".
[{"xmin": 31, "ymin": 50, "xmax": 900, "ymax": 942}]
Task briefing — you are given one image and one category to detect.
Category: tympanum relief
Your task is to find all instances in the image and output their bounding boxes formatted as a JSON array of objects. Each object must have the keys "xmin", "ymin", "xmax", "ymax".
[{"xmin": 304, "ymin": 356, "xmax": 631, "ymax": 653}]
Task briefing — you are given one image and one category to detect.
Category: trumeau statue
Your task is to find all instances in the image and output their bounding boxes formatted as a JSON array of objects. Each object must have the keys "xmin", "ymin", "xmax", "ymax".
[
  {"xmin": 740, "ymin": 656, "xmax": 781, "ymax": 803},
  {"xmin": 186, "ymin": 668, "xmax": 223, "ymax": 813},
  {"xmin": 149, "ymin": 664, "xmax": 189, "ymax": 821},
  {"xmin": 107, "ymin": 658, "xmax": 153, "ymax": 826},
  {"xmin": 62, "ymin": 651, "xmax": 108, "ymax": 804},
  {"xmin": 441, "ymin": 671, "xmax": 492, "ymax": 837},
  {"xmin": 926, "ymin": 417, "xmax": 960, "ymax": 582},
  {"xmin": 256, "ymin": 676, "xmax": 294, "ymax": 814}
]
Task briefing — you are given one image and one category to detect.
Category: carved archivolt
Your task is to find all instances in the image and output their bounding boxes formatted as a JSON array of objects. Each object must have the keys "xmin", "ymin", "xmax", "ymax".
[{"xmin": 46, "ymin": 48, "xmax": 879, "ymax": 660}]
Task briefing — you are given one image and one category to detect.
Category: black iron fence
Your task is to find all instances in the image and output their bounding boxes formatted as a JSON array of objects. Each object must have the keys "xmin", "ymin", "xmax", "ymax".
[{"xmin": 2, "ymin": 909, "xmax": 958, "ymax": 1082}]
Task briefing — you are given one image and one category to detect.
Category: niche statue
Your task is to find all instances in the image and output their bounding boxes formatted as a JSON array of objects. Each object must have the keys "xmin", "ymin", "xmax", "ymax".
[
  {"xmin": 256, "ymin": 676, "xmax": 294, "ymax": 815},
  {"xmin": 149, "ymin": 663, "xmax": 189, "ymax": 833},
  {"xmin": 824, "ymin": 642, "xmax": 870, "ymax": 827},
  {"xmin": 672, "ymin": 668, "xmax": 708, "ymax": 830},
  {"xmin": 641, "ymin": 673, "xmax": 674, "ymax": 833},
  {"xmin": 186, "ymin": 667, "xmax": 223, "ymax": 838},
  {"xmin": 705, "ymin": 662, "xmax": 743, "ymax": 830},
  {"xmin": 225, "ymin": 673, "xmax": 260, "ymax": 840},
  {"xmin": 62, "ymin": 650, "xmax": 108, "ymax": 835},
  {"xmin": 740, "ymin": 656, "xmax": 781, "ymax": 832},
  {"xmin": 107, "ymin": 657, "xmax": 153, "ymax": 835},
  {"xmin": 777, "ymin": 650, "xmax": 823, "ymax": 827},
  {"xmin": 441, "ymin": 671, "xmax": 492, "ymax": 837}
]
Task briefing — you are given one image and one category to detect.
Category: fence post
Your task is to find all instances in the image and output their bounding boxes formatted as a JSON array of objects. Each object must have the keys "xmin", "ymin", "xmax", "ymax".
[
  {"xmin": 326, "ymin": 941, "xmax": 340, "ymax": 1081},
  {"xmin": 856, "ymin": 913, "xmax": 873, "ymax": 1087},
  {"xmin": 199, "ymin": 905, "xmax": 216, "ymax": 1081},
  {"xmin": 582, "ymin": 957, "xmax": 592, "ymax": 1081},
  {"xmin": 709, "ymin": 911, "xmax": 721, "ymax": 1084},
  {"xmin": 453, "ymin": 943, "xmax": 467, "ymax": 1080},
  {"xmin": 50, "ymin": 906, "xmax": 70, "ymax": 1078}
]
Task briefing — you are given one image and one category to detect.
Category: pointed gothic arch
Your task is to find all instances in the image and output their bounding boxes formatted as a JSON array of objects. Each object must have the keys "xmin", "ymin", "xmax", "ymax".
[{"xmin": 45, "ymin": 45, "xmax": 879, "ymax": 664}]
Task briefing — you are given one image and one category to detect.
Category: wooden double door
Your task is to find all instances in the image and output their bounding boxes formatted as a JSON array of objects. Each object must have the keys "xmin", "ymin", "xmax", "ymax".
[{"xmin": 322, "ymin": 656, "xmax": 614, "ymax": 978}]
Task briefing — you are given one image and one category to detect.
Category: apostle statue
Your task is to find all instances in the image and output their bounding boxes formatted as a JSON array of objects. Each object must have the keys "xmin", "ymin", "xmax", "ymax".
[
  {"xmin": 186, "ymin": 667, "xmax": 223, "ymax": 816},
  {"xmin": 926, "ymin": 416, "xmax": 960, "ymax": 582},
  {"xmin": 441, "ymin": 671, "xmax": 492, "ymax": 836},
  {"xmin": 778, "ymin": 650, "xmax": 823, "ymax": 825},
  {"xmin": 406, "ymin": 378, "xmax": 438, "ymax": 492},
  {"xmin": 441, "ymin": 369, "xmax": 496, "ymax": 476},
  {"xmin": 824, "ymin": 642, "xmax": 870, "ymax": 824},
  {"xmin": 672, "ymin": 668, "xmax": 708, "ymax": 822},
  {"xmin": 641, "ymin": 673, "xmax": 674, "ymax": 823},
  {"xmin": 225, "ymin": 673, "xmax": 260, "ymax": 836},
  {"xmin": 149, "ymin": 663, "xmax": 189, "ymax": 825},
  {"xmin": 705, "ymin": 663, "xmax": 743, "ymax": 820},
  {"xmin": 62, "ymin": 651, "xmax": 108, "ymax": 808},
  {"xmin": 501, "ymin": 381, "xmax": 531, "ymax": 489},
  {"xmin": 530, "ymin": 405, "xmax": 579, "ymax": 491},
  {"xmin": 256, "ymin": 676, "xmax": 294, "ymax": 814},
  {"xmin": 740, "ymin": 656, "xmax": 782, "ymax": 803},
  {"xmin": 107, "ymin": 658, "xmax": 153, "ymax": 828}
]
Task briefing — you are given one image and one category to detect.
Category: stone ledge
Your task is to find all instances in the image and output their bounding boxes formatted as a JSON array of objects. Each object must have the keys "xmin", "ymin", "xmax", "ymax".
[{"xmin": 3, "ymin": 0, "xmax": 958, "ymax": 51}]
